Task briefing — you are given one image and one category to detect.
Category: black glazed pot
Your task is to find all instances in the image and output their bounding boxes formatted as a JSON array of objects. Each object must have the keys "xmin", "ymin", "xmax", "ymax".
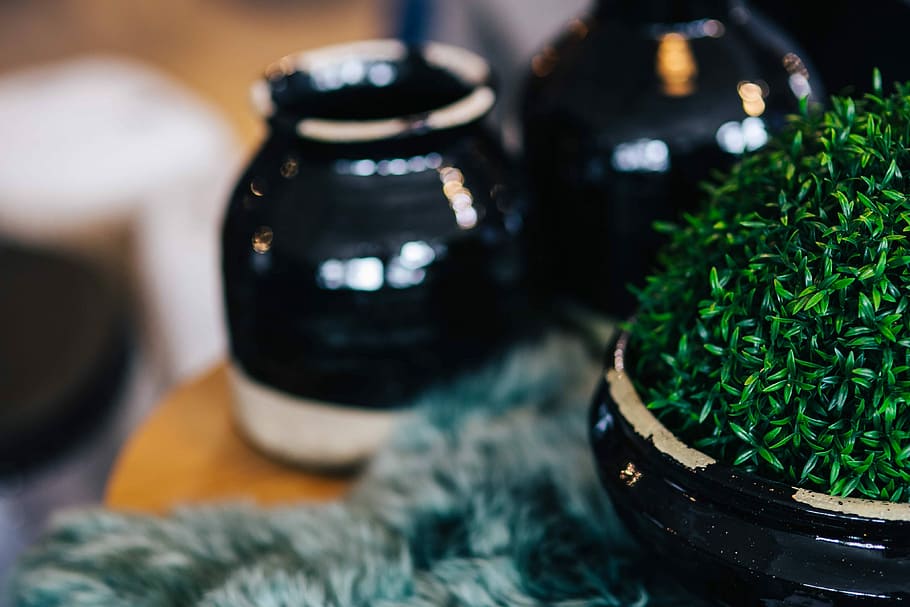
[
  {"xmin": 756, "ymin": 0, "xmax": 910, "ymax": 95},
  {"xmin": 523, "ymin": 0, "xmax": 821, "ymax": 317},
  {"xmin": 590, "ymin": 334, "xmax": 910, "ymax": 606},
  {"xmin": 222, "ymin": 40, "xmax": 524, "ymax": 466}
]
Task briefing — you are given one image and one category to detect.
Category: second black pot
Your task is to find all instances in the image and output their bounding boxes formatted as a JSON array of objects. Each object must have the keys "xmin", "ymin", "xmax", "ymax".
[
  {"xmin": 590, "ymin": 334, "xmax": 910, "ymax": 606},
  {"xmin": 523, "ymin": 0, "xmax": 821, "ymax": 317}
]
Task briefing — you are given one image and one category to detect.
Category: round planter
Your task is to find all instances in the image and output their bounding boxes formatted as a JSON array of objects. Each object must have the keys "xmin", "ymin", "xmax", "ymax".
[{"xmin": 590, "ymin": 333, "xmax": 910, "ymax": 606}]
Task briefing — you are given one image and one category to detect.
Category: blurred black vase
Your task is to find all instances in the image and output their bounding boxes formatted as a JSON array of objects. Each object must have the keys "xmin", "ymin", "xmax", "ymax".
[
  {"xmin": 523, "ymin": 0, "xmax": 821, "ymax": 318},
  {"xmin": 756, "ymin": 0, "xmax": 910, "ymax": 95},
  {"xmin": 222, "ymin": 40, "xmax": 523, "ymax": 466}
]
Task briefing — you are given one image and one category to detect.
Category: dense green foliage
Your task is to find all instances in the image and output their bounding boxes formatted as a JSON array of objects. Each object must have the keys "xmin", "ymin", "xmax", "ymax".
[{"xmin": 630, "ymin": 77, "xmax": 910, "ymax": 501}]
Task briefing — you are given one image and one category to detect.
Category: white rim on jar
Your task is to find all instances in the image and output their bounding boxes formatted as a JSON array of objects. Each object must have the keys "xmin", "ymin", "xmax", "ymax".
[{"xmin": 250, "ymin": 39, "xmax": 495, "ymax": 144}]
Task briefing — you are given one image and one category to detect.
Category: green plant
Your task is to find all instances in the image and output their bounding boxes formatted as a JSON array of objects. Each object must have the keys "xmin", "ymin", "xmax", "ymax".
[{"xmin": 629, "ymin": 75, "xmax": 910, "ymax": 501}]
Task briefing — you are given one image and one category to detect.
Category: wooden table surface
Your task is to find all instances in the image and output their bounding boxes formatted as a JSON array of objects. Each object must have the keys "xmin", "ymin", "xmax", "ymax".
[{"xmin": 106, "ymin": 364, "xmax": 353, "ymax": 513}]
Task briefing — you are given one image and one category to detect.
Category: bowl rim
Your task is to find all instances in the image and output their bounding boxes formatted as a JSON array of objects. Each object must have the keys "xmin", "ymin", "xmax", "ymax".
[
  {"xmin": 608, "ymin": 332, "xmax": 910, "ymax": 523},
  {"xmin": 250, "ymin": 39, "xmax": 495, "ymax": 144}
]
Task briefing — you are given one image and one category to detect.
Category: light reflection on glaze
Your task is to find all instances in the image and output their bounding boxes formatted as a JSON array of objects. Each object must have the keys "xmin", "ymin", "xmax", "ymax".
[
  {"xmin": 334, "ymin": 153, "xmax": 443, "ymax": 177},
  {"xmin": 783, "ymin": 53, "xmax": 813, "ymax": 99},
  {"xmin": 280, "ymin": 158, "xmax": 299, "ymax": 179},
  {"xmin": 317, "ymin": 257, "xmax": 383, "ymax": 291},
  {"xmin": 737, "ymin": 80, "xmax": 767, "ymax": 117},
  {"xmin": 251, "ymin": 226, "xmax": 273, "ymax": 254},
  {"xmin": 620, "ymin": 462, "xmax": 643, "ymax": 487},
  {"xmin": 316, "ymin": 241, "xmax": 438, "ymax": 291},
  {"xmin": 612, "ymin": 139, "xmax": 670, "ymax": 173},
  {"xmin": 310, "ymin": 60, "xmax": 399, "ymax": 92},
  {"xmin": 250, "ymin": 179, "xmax": 266, "ymax": 197},
  {"xmin": 649, "ymin": 18, "xmax": 726, "ymax": 40},
  {"xmin": 398, "ymin": 240, "xmax": 435, "ymax": 269},
  {"xmin": 439, "ymin": 166, "xmax": 478, "ymax": 229},
  {"xmin": 657, "ymin": 33, "xmax": 698, "ymax": 97},
  {"xmin": 716, "ymin": 117, "xmax": 768, "ymax": 154}
]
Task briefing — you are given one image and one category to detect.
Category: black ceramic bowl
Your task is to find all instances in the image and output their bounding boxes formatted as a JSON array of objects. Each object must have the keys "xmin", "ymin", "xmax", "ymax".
[{"xmin": 590, "ymin": 333, "xmax": 910, "ymax": 606}]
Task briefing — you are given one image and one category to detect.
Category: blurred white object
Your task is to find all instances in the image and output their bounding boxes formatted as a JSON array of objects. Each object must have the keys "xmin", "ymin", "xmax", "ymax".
[{"xmin": 0, "ymin": 56, "xmax": 240, "ymax": 382}]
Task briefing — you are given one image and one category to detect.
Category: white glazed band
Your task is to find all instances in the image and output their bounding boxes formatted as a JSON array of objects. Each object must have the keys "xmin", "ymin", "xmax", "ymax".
[
  {"xmin": 250, "ymin": 39, "xmax": 495, "ymax": 144},
  {"xmin": 228, "ymin": 361, "xmax": 404, "ymax": 468}
]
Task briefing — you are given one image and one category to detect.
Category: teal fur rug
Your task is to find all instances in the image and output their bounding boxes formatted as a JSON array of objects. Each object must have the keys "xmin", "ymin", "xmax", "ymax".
[{"xmin": 9, "ymin": 329, "xmax": 706, "ymax": 606}]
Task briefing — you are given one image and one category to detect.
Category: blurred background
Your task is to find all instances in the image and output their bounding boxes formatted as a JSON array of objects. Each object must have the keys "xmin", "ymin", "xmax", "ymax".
[
  {"xmin": 0, "ymin": 0, "xmax": 587, "ymax": 594},
  {"xmin": 0, "ymin": 0, "xmax": 908, "ymax": 600}
]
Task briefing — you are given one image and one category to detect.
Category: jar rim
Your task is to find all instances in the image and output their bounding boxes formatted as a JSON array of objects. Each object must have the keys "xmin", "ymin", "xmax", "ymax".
[{"xmin": 250, "ymin": 39, "xmax": 495, "ymax": 143}]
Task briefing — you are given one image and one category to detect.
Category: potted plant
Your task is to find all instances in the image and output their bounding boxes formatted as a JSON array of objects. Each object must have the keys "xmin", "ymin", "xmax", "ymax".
[{"xmin": 590, "ymin": 76, "xmax": 910, "ymax": 606}]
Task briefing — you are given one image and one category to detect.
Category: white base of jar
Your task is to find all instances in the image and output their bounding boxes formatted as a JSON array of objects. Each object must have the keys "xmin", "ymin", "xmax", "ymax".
[{"xmin": 227, "ymin": 362, "xmax": 403, "ymax": 469}]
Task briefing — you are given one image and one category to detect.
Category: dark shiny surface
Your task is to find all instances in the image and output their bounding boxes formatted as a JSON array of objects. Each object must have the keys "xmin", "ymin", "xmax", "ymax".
[
  {"xmin": 0, "ymin": 242, "xmax": 129, "ymax": 474},
  {"xmin": 589, "ymin": 341, "xmax": 910, "ymax": 606},
  {"xmin": 523, "ymin": 0, "xmax": 819, "ymax": 317},
  {"xmin": 223, "ymin": 44, "xmax": 525, "ymax": 408},
  {"xmin": 757, "ymin": 0, "xmax": 910, "ymax": 95}
]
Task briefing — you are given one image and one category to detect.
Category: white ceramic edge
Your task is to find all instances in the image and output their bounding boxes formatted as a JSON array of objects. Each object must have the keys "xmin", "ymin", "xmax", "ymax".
[
  {"xmin": 611, "ymin": 336, "xmax": 910, "ymax": 522},
  {"xmin": 791, "ymin": 488, "xmax": 910, "ymax": 521},
  {"xmin": 606, "ymin": 369, "xmax": 717, "ymax": 471},
  {"xmin": 420, "ymin": 42, "xmax": 490, "ymax": 87},
  {"xmin": 296, "ymin": 117, "xmax": 412, "ymax": 143},
  {"xmin": 250, "ymin": 39, "xmax": 494, "ymax": 143},
  {"xmin": 227, "ymin": 361, "xmax": 402, "ymax": 468}
]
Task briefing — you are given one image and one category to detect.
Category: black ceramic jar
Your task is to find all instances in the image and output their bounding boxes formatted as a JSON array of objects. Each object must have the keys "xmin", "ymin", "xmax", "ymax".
[
  {"xmin": 590, "ymin": 334, "xmax": 910, "ymax": 606},
  {"xmin": 523, "ymin": 0, "xmax": 820, "ymax": 318},
  {"xmin": 756, "ymin": 0, "xmax": 910, "ymax": 95},
  {"xmin": 222, "ymin": 40, "xmax": 523, "ymax": 466}
]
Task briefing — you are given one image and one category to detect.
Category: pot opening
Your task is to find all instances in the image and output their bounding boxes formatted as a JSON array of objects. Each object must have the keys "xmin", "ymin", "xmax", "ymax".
[
  {"xmin": 273, "ymin": 60, "xmax": 471, "ymax": 121},
  {"xmin": 253, "ymin": 40, "xmax": 495, "ymax": 142}
]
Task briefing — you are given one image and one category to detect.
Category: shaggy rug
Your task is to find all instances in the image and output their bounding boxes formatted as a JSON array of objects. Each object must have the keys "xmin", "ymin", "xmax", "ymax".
[{"xmin": 8, "ymin": 326, "xmax": 706, "ymax": 606}]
